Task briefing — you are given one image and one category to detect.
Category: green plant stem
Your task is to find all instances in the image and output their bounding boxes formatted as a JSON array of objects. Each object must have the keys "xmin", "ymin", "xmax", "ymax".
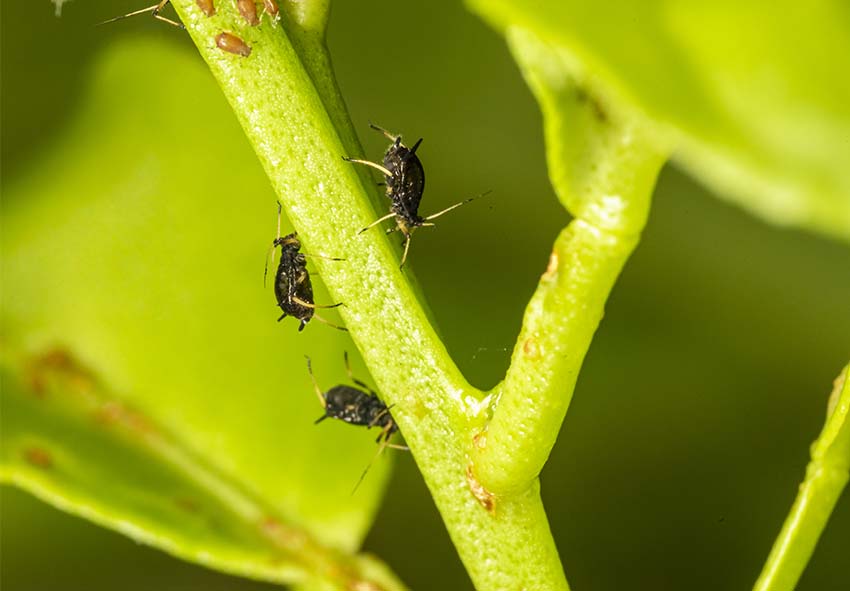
[
  {"xmin": 472, "ymin": 27, "xmax": 669, "ymax": 494},
  {"xmin": 754, "ymin": 364, "xmax": 850, "ymax": 591},
  {"xmin": 172, "ymin": 2, "xmax": 568, "ymax": 589}
]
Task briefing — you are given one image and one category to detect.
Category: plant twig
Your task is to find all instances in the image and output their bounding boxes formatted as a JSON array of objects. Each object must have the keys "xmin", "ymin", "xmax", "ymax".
[
  {"xmin": 471, "ymin": 28, "xmax": 669, "ymax": 494},
  {"xmin": 754, "ymin": 364, "xmax": 850, "ymax": 591}
]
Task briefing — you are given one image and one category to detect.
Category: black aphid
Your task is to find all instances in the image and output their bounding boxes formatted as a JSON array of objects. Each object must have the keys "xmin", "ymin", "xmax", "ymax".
[
  {"xmin": 344, "ymin": 123, "xmax": 485, "ymax": 268},
  {"xmin": 98, "ymin": 0, "xmax": 185, "ymax": 29},
  {"xmin": 264, "ymin": 204, "xmax": 346, "ymax": 332},
  {"xmin": 306, "ymin": 353, "xmax": 406, "ymax": 491}
]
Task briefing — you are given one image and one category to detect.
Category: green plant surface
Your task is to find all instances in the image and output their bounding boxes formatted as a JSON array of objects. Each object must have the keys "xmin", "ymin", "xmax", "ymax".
[
  {"xmin": 0, "ymin": 357, "xmax": 401, "ymax": 590},
  {"xmin": 754, "ymin": 364, "xmax": 850, "ymax": 591},
  {"xmin": 166, "ymin": 2, "xmax": 573, "ymax": 589},
  {"xmin": 5, "ymin": 2, "xmax": 848, "ymax": 590},
  {"xmin": 470, "ymin": 28, "xmax": 669, "ymax": 494},
  {"xmin": 0, "ymin": 38, "xmax": 403, "ymax": 591},
  {"xmin": 468, "ymin": 0, "xmax": 850, "ymax": 242}
]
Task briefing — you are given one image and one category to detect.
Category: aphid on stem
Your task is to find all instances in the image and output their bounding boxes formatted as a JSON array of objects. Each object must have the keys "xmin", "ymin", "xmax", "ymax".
[
  {"xmin": 262, "ymin": 0, "xmax": 280, "ymax": 22},
  {"xmin": 236, "ymin": 0, "xmax": 259, "ymax": 26},
  {"xmin": 264, "ymin": 204, "xmax": 346, "ymax": 332},
  {"xmin": 215, "ymin": 32, "xmax": 252, "ymax": 57},
  {"xmin": 195, "ymin": 0, "xmax": 216, "ymax": 17},
  {"xmin": 306, "ymin": 353, "xmax": 407, "ymax": 492},
  {"xmin": 344, "ymin": 123, "xmax": 488, "ymax": 269}
]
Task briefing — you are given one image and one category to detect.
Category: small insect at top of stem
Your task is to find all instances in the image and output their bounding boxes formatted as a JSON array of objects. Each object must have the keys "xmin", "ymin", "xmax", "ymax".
[
  {"xmin": 195, "ymin": 0, "xmax": 215, "ymax": 17},
  {"xmin": 215, "ymin": 32, "xmax": 252, "ymax": 57},
  {"xmin": 236, "ymin": 0, "xmax": 259, "ymax": 26},
  {"xmin": 262, "ymin": 0, "xmax": 280, "ymax": 22}
]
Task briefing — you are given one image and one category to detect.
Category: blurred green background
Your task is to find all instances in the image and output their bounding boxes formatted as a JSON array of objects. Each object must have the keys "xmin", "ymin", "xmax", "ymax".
[{"xmin": 2, "ymin": 1, "xmax": 848, "ymax": 590}]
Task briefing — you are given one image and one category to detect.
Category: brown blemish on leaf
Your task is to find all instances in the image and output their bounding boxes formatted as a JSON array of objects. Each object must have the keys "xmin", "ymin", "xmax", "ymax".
[
  {"xmin": 575, "ymin": 86, "xmax": 608, "ymax": 122},
  {"xmin": 522, "ymin": 337, "xmax": 540, "ymax": 359},
  {"xmin": 94, "ymin": 401, "xmax": 155, "ymax": 436},
  {"xmin": 260, "ymin": 516, "xmax": 308, "ymax": 552},
  {"xmin": 401, "ymin": 390, "xmax": 429, "ymax": 420},
  {"xmin": 26, "ymin": 348, "xmax": 96, "ymax": 398},
  {"xmin": 174, "ymin": 496, "xmax": 200, "ymax": 513},
  {"xmin": 466, "ymin": 464, "xmax": 496, "ymax": 515},
  {"xmin": 472, "ymin": 430, "xmax": 487, "ymax": 450},
  {"xmin": 542, "ymin": 251, "xmax": 558, "ymax": 281},
  {"xmin": 23, "ymin": 446, "xmax": 53, "ymax": 469}
]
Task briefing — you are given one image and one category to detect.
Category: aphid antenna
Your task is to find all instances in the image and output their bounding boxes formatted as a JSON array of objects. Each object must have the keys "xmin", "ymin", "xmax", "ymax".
[
  {"xmin": 399, "ymin": 234, "xmax": 413, "ymax": 270},
  {"xmin": 304, "ymin": 355, "xmax": 327, "ymax": 409},
  {"xmin": 97, "ymin": 0, "xmax": 184, "ymax": 29},
  {"xmin": 291, "ymin": 296, "xmax": 344, "ymax": 310},
  {"xmin": 423, "ymin": 190, "xmax": 493, "ymax": 223},
  {"xmin": 342, "ymin": 156, "xmax": 393, "ymax": 178},
  {"xmin": 301, "ymin": 252, "xmax": 346, "ymax": 261},
  {"xmin": 367, "ymin": 122, "xmax": 399, "ymax": 142}
]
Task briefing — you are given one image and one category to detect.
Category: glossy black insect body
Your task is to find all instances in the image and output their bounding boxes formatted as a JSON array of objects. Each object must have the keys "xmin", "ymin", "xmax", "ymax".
[
  {"xmin": 307, "ymin": 354, "xmax": 406, "ymax": 491},
  {"xmin": 344, "ymin": 123, "xmax": 481, "ymax": 268},
  {"xmin": 265, "ymin": 205, "xmax": 346, "ymax": 331}
]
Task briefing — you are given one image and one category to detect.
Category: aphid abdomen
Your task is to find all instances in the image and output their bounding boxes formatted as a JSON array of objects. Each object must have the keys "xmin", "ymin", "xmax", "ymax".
[
  {"xmin": 274, "ymin": 244, "xmax": 314, "ymax": 329},
  {"xmin": 324, "ymin": 386, "xmax": 375, "ymax": 426}
]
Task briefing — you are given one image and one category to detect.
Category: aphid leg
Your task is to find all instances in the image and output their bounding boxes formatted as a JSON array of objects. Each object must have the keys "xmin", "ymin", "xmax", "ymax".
[
  {"xmin": 358, "ymin": 212, "xmax": 396, "ymax": 235},
  {"xmin": 301, "ymin": 252, "xmax": 346, "ymax": 261},
  {"xmin": 367, "ymin": 404, "xmax": 394, "ymax": 430},
  {"xmin": 352, "ymin": 438, "xmax": 389, "ymax": 495},
  {"xmin": 311, "ymin": 314, "xmax": 349, "ymax": 332},
  {"xmin": 98, "ymin": 0, "xmax": 184, "ymax": 29},
  {"xmin": 399, "ymin": 233, "xmax": 412, "ymax": 269},
  {"xmin": 342, "ymin": 157, "xmax": 393, "ymax": 178},
  {"xmin": 352, "ymin": 422, "xmax": 406, "ymax": 494},
  {"xmin": 304, "ymin": 356, "xmax": 327, "ymax": 409},
  {"xmin": 150, "ymin": 0, "xmax": 184, "ymax": 27},
  {"xmin": 292, "ymin": 296, "xmax": 344, "ymax": 310},
  {"xmin": 367, "ymin": 122, "xmax": 399, "ymax": 142},
  {"xmin": 423, "ymin": 190, "xmax": 492, "ymax": 222},
  {"xmin": 343, "ymin": 351, "xmax": 376, "ymax": 394}
]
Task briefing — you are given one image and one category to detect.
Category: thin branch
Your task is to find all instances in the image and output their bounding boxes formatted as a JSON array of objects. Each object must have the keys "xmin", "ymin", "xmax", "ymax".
[
  {"xmin": 471, "ymin": 27, "xmax": 669, "ymax": 494},
  {"xmin": 753, "ymin": 364, "xmax": 850, "ymax": 591}
]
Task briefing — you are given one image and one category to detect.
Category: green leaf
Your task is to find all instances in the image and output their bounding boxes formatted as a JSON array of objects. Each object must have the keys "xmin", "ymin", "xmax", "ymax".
[
  {"xmin": 0, "ymin": 37, "xmax": 403, "ymax": 590},
  {"xmin": 468, "ymin": 0, "xmax": 850, "ymax": 241}
]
